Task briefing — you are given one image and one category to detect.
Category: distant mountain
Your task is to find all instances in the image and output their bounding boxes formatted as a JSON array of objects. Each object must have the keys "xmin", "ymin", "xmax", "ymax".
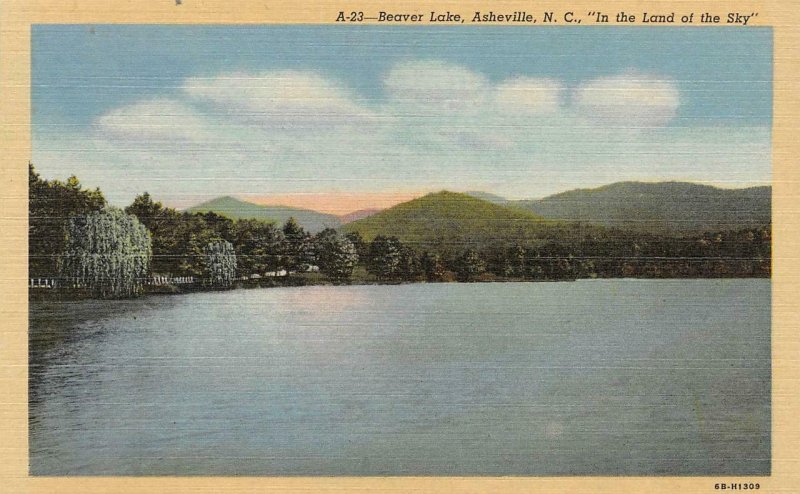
[
  {"xmin": 186, "ymin": 181, "xmax": 771, "ymax": 240},
  {"xmin": 186, "ymin": 196, "xmax": 341, "ymax": 233},
  {"xmin": 339, "ymin": 208, "xmax": 382, "ymax": 224},
  {"xmin": 342, "ymin": 191, "xmax": 587, "ymax": 254},
  {"xmin": 511, "ymin": 182, "xmax": 771, "ymax": 234},
  {"xmin": 464, "ymin": 191, "xmax": 508, "ymax": 205}
]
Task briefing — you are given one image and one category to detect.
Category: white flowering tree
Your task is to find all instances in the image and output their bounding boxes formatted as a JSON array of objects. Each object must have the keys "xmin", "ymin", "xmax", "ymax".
[
  {"xmin": 204, "ymin": 239, "xmax": 237, "ymax": 288},
  {"xmin": 60, "ymin": 207, "xmax": 152, "ymax": 298}
]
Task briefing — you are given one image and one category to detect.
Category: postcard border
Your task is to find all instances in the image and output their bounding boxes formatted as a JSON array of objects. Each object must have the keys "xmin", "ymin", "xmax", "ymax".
[{"xmin": 2, "ymin": 1, "xmax": 798, "ymax": 492}]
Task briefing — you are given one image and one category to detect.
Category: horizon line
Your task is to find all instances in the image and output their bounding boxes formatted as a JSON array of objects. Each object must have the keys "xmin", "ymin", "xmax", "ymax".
[{"xmin": 170, "ymin": 179, "xmax": 772, "ymax": 215}]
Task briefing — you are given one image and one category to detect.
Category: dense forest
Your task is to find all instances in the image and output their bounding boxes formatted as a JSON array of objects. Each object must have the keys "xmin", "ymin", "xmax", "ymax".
[{"xmin": 29, "ymin": 164, "xmax": 771, "ymax": 299}]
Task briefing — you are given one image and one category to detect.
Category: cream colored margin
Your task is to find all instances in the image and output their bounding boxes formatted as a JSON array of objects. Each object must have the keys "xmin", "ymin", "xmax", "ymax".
[{"xmin": 1, "ymin": 1, "xmax": 797, "ymax": 492}]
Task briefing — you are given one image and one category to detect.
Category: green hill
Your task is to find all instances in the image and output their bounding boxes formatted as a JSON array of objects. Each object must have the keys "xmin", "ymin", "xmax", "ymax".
[
  {"xmin": 511, "ymin": 181, "xmax": 771, "ymax": 234},
  {"xmin": 186, "ymin": 196, "xmax": 341, "ymax": 233},
  {"xmin": 341, "ymin": 191, "xmax": 583, "ymax": 254}
]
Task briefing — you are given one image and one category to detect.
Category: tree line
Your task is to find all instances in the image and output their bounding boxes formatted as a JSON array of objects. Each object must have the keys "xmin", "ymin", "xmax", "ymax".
[
  {"xmin": 29, "ymin": 165, "xmax": 771, "ymax": 299},
  {"xmin": 345, "ymin": 227, "xmax": 770, "ymax": 283}
]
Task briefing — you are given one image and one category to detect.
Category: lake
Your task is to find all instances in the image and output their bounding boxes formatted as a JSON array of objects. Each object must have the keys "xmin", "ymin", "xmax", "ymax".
[{"xmin": 29, "ymin": 279, "xmax": 770, "ymax": 476}]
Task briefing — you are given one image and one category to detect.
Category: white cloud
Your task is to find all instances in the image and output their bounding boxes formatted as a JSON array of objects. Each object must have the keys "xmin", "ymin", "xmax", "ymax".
[
  {"xmin": 384, "ymin": 60, "xmax": 489, "ymax": 111},
  {"xmin": 97, "ymin": 98, "xmax": 213, "ymax": 142},
  {"xmin": 183, "ymin": 71, "xmax": 379, "ymax": 129},
  {"xmin": 572, "ymin": 71, "xmax": 680, "ymax": 127},
  {"xmin": 494, "ymin": 78, "xmax": 563, "ymax": 114}
]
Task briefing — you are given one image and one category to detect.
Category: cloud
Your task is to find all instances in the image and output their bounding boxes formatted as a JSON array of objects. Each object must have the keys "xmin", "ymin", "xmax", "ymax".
[
  {"xmin": 34, "ymin": 63, "xmax": 769, "ymax": 208},
  {"xmin": 182, "ymin": 71, "xmax": 378, "ymax": 129},
  {"xmin": 382, "ymin": 63, "xmax": 563, "ymax": 151},
  {"xmin": 571, "ymin": 71, "xmax": 680, "ymax": 127},
  {"xmin": 494, "ymin": 77, "xmax": 563, "ymax": 114},
  {"xmin": 384, "ymin": 60, "xmax": 489, "ymax": 111},
  {"xmin": 97, "ymin": 98, "xmax": 213, "ymax": 142}
]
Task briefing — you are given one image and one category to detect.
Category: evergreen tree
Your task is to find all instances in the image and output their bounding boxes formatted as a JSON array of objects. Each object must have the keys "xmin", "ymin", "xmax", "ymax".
[{"xmin": 282, "ymin": 217, "xmax": 313, "ymax": 271}]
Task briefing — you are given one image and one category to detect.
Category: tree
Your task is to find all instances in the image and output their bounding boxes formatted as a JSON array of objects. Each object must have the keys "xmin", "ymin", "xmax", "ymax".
[
  {"xmin": 344, "ymin": 231, "xmax": 368, "ymax": 262},
  {"xmin": 60, "ymin": 207, "xmax": 151, "ymax": 298},
  {"xmin": 455, "ymin": 249, "xmax": 486, "ymax": 282},
  {"xmin": 201, "ymin": 211, "xmax": 236, "ymax": 243},
  {"xmin": 204, "ymin": 239, "xmax": 237, "ymax": 288},
  {"xmin": 171, "ymin": 213, "xmax": 217, "ymax": 278},
  {"xmin": 397, "ymin": 245, "xmax": 421, "ymax": 281},
  {"xmin": 126, "ymin": 192, "xmax": 168, "ymax": 227},
  {"xmin": 29, "ymin": 164, "xmax": 106, "ymax": 277},
  {"xmin": 485, "ymin": 244, "xmax": 512, "ymax": 277},
  {"xmin": 421, "ymin": 251, "xmax": 446, "ymax": 281},
  {"xmin": 367, "ymin": 235, "xmax": 403, "ymax": 281},
  {"xmin": 125, "ymin": 192, "xmax": 182, "ymax": 275},
  {"xmin": 282, "ymin": 217, "xmax": 313, "ymax": 271},
  {"xmin": 232, "ymin": 219, "xmax": 285, "ymax": 275},
  {"xmin": 314, "ymin": 229, "xmax": 358, "ymax": 282},
  {"xmin": 508, "ymin": 244, "xmax": 527, "ymax": 277}
]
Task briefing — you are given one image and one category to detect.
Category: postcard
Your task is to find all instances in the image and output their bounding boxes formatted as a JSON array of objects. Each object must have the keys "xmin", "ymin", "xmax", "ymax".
[{"xmin": 1, "ymin": 1, "xmax": 798, "ymax": 493}]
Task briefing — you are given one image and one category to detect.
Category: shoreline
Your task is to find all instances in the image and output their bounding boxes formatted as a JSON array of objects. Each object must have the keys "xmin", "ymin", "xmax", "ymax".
[{"xmin": 28, "ymin": 273, "xmax": 771, "ymax": 302}]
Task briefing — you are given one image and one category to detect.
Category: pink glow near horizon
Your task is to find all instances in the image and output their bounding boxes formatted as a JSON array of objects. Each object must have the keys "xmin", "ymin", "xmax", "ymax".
[{"xmin": 242, "ymin": 191, "xmax": 425, "ymax": 215}]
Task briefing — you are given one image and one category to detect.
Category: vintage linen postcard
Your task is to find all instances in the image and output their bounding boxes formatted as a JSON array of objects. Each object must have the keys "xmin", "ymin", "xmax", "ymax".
[{"xmin": 1, "ymin": 0, "xmax": 798, "ymax": 493}]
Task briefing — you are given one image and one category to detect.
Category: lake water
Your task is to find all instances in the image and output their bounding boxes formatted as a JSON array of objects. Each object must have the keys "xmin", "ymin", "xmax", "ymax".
[{"xmin": 29, "ymin": 279, "xmax": 770, "ymax": 476}]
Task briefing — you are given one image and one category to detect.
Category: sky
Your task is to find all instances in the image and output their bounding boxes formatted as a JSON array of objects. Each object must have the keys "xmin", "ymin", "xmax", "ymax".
[{"xmin": 32, "ymin": 25, "xmax": 772, "ymax": 213}]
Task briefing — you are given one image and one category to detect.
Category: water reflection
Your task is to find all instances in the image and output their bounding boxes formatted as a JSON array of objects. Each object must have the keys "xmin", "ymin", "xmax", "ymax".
[{"xmin": 29, "ymin": 280, "xmax": 770, "ymax": 476}]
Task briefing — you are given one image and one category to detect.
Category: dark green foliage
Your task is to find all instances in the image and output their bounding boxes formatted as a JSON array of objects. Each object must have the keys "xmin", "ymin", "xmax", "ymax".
[
  {"xmin": 366, "ymin": 235, "xmax": 404, "ymax": 281},
  {"xmin": 507, "ymin": 244, "xmax": 527, "ymax": 277},
  {"xmin": 137, "ymin": 211, "xmax": 230, "ymax": 277},
  {"xmin": 30, "ymin": 166, "xmax": 772, "ymax": 295},
  {"xmin": 455, "ymin": 249, "xmax": 486, "ymax": 282},
  {"xmin": 170, "ymin": 213, "xmax": 228, "ymax": 278},
  {"xmin": 421, "ymin": 251, "xmax": 446, "ymax": 282},
  {"xmin": 29, "ymin": 164, "xmax": 106, "ymax": 277},
  {"xmin": 486, "ymin": 244, "xmax": 527, "ymax": 278},
  {"xmin": 476, "ymin": 225, "xmax": 771, "ymax": 280},
  {"xmin": 397, "ymin": 245, "xmax": 422, "ymax": 281},
  {"xmin": 314, "ymin": 229, "xmax": 358, "ymax": 282},
  {"xmin": 344, "ymin": 231, "xmax": 368, "ymax": 262},
  {"xmin": 127, "ymin": 194, "xmax": 260, "ymax": 278},
  {"xmin": 200, "ymin": 211, "xmax": 236, "ymax": 243},
  {"xmin": 282, "ymin": 217, "xmax": 314, "ymax": 271},
  {"xmin": 345, "ymin": 189, "xmax": 771, "ymax": 281},
  {"xmin": 125, "ymin": 192, "xmax": 184, "ymax": 275},
  {"xmin": 232, "ymin": 219, "xmax": 285, "ymax": 275}
]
